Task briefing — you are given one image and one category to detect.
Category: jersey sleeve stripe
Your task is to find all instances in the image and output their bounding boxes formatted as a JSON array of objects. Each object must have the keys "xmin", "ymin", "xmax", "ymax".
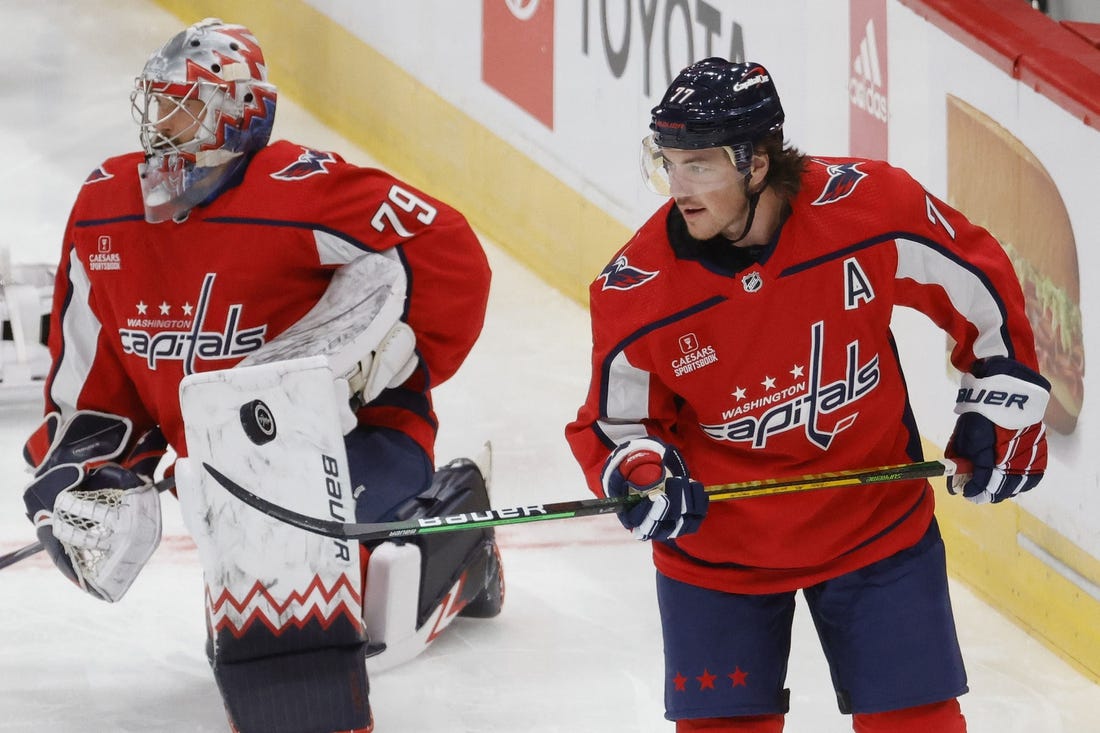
[
  {"xmin": 595, "ymin": 350, "xmax": 652, "ymax": 448},
  {"xmin": 50, "ymin": 254, "xmax": 102, "ymax": 416},
  {"xmin": 894, "ymin": 236, "xmax": 1014, "ymax": 359}
]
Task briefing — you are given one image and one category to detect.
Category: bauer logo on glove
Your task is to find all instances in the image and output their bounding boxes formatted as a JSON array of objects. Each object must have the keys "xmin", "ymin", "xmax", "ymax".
[{"xmin": 946, "ymin": 356, "xmax": 1050, "ymax": 504}]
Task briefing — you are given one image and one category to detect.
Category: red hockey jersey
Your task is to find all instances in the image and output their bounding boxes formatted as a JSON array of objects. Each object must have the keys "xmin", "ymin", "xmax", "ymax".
[
  {"xmin": 566, "ymin": 157, "xmax": 1039, "ymax": 594},
  {"xmin": 36, "ymin": 140, "xmax": 490, "ymax": 464}
]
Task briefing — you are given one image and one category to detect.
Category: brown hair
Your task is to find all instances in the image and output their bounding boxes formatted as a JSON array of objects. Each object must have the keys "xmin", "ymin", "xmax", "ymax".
[{"xmin": 758, "ymin": 133, "xmax": 807, "ymax": 200}]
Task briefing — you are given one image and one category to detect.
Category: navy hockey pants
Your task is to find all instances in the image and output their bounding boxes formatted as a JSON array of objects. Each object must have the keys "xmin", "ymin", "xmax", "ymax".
[{"xmin": 657, "ymin": 519, "xmax": 968, "ymax": 721}]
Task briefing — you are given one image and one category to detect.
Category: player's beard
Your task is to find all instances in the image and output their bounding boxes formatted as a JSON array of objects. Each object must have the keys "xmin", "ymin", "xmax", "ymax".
[{"xmin": 675, "ymin": 195, "xmax": 752, "ymax": 243}]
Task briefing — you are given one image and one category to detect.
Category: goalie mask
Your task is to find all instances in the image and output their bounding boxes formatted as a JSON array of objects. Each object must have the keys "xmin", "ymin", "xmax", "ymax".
[
  {"xmin": 131, "ymin": 18, "xmax": 277, "ymax": 223},
  {"xmin": 641, "ymin": 58, "xmax": 784, "ymax": 196}
]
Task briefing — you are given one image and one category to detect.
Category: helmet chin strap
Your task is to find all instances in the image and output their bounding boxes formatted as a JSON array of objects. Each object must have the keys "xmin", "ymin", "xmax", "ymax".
[{"xmin": 727, "ymin": 174, "xmax": 762, "ymax": 245}]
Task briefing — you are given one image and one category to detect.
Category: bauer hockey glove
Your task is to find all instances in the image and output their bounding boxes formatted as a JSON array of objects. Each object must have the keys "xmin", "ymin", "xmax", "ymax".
[
  {"xmin": 602, "ymin": 437, "xmax": 708, "ymax": 542},
  {"xmin": 946, "ymin": 356, "xmax": 1050, "ymax": 504}
]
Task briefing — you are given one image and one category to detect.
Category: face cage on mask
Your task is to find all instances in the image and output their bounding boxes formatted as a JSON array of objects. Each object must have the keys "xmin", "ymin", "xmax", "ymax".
[
  {"xmin": 130, "ymin": 80, "xmax": 226, "ymax": 164},
  {"xmin": 131, "ymin": 80, "xmax": 248, "ymax": 224},
  {"xmin": 639, "ymin": 134, "xmax": 754, "ymax": 197}
]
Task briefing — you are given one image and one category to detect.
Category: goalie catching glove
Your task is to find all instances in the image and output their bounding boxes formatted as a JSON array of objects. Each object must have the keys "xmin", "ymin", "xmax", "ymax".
[
  {"xmin": 602, "ymin": 437, "xmax": 708, "ymax": 541},
  {"xmin": 22, "ymin": 411, "xmax": 164, "ymax": 602},
  {"xmin": 946, "ymin": 356, "xmax": 1050, "ymax": 504}
]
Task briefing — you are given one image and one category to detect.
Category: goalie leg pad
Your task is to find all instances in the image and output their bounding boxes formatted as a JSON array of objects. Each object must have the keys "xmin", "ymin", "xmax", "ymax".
[
  {"xmin": 177, "ymin": 357, "xmax": 371, "ymax": 733},
  {"xmin": 343, "ymin": 429, "xmax": 503, "ymax": 624},
  {"xmin": 361, "ymin": 541, "xmax": 424, "ymax": 673},
  {"xmin": 384, "ymin": 456, "xmax": 503, "ymax": 626},
  {"xmin": 239, "ymin": 253, "xmax": 414, "ymax": 414},
  {"xmin": 213, "ymin": 624, "xmax": 372, "ymax": 733},
  {"xmin": 357, "ymin": 455, "xmax": 504, "ymax": 674}
]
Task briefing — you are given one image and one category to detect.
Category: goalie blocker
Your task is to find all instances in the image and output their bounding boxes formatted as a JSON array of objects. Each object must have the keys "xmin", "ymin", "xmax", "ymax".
[{"xmin": 177, "ymin": 356, "xmax": 503, "ymax": 733}]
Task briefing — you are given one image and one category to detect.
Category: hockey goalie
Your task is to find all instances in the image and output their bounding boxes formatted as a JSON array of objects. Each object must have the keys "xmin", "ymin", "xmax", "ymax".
[{"xmin": 19, "ymin": 18, "xmax": 502, "ymax": 733}]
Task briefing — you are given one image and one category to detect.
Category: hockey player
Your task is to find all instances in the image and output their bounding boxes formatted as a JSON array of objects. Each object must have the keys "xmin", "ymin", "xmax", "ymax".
[
  {"xmin": 566, "ymin": 59, "xmax": 1049, "ymax": 732},
  {"xmin": 19, "ymin": 18, "xmax": 502, "ymax": 733}
]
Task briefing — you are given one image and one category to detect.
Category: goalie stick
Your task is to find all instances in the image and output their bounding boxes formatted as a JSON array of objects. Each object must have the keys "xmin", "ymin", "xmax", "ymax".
[
  {"xmin": 203, "ymin": 459, "xmax": 957, "ymax": 543},
  {"xmin": 0, "ymin": 475, "xmax": 176, "ymax": 571}
]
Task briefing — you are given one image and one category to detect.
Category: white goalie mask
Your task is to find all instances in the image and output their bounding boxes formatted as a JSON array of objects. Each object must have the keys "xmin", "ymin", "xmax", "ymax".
[{"xmin": 130, "ymin": 18, "xmax": 277, "ymax": 222}]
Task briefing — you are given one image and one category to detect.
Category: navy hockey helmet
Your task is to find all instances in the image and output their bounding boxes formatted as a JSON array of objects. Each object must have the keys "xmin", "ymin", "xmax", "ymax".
[
  {"xmin": 650, "ymin": 58, "xmax": 785, "ymax": 151},
  {"xmin": 641, "ymin": 59, "xmax": 784, "ymax": 196}
]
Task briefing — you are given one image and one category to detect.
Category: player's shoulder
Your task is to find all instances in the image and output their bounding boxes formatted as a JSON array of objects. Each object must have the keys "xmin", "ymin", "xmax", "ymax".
[
  {"xmin": 800, "ymin": 154, "xmax": 919, "ymax": 191},
  {"xmin": 248, "ymin": 140, "xmax": 352, "ymax": 179},
  {"xmin": 80, "ymin": 151, "xmax": 145, "ymax": 188},
  {"xmin": 70, "ymin": 151, "xmax": 145, "ymax": 218},
  {"xmin": 246, "ymin": 140, "xmax": 415, "ymax": 203},
  {"xmin": 589, "ymin": 202, "xmax": 674, "ymax": 302},
  {"xmin": 798, "ymin": 155, "xmax": 920, "ymax": 205}
]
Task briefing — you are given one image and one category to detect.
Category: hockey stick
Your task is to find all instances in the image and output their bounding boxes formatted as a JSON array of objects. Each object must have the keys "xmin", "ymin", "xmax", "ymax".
[
  {"xmin": 0, "ymin": 542, "xmax": 48, "ymax": 570},
  {"xmin": 704, "ymin": 459, "xmax": 958, "ymax": 501},
  {"xmin": 203, "ymin": 459, "xmax": 956, "ymax": 543},
  {"xmin": 0, "ymin": 476, "xmax": 176, "ymax": 571}
]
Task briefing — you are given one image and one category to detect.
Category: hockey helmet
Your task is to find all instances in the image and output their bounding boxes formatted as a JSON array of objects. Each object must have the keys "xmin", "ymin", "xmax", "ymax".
[
  {"xmin": 641, "ymin": 58, "xmax": 784, "ymax": 195},
  {"xmin": 131, "ymin": 18, "xmax": 277, "ymax": 222}
]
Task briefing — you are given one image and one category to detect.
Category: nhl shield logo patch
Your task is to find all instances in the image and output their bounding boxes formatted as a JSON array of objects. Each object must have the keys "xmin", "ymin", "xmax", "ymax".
[{"xmin": 741, "ymin": 271, "xmax": 763, "ymax": 293}]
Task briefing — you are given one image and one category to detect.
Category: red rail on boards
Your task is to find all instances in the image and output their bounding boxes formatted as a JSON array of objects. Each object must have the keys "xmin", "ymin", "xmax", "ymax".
[{"xmin": 898, "ymin": 0, "xmax": 1100, "ymax": 130}]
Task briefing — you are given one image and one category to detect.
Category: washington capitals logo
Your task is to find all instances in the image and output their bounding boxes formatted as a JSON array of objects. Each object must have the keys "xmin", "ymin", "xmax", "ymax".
[
  {"xmin": 271, "ymin": 149, "xmax": 338, "ymax": 181},
  {"xmin": 118, "ymin": 273, "xmax": 267, "ymax": 372},
  {"xmin": 84, "ymin": 166, "xmax": 114, "ymax": 185},
  {"xmin": 598, "ymin": 255, "xmax": 658, "ymax": 291},
  {"xmin": 700, "ymin": 321, "xmax": 879, "ymax": 450},
  {"xmin": 811, "ymin": 162, "xmax": 867, "ymax": 205}
]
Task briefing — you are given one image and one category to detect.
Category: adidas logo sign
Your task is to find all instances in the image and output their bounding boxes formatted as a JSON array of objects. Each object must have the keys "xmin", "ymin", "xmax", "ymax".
[{"xmin": 849, "ymin": 18, "xmax": 888, "ymax": 122}]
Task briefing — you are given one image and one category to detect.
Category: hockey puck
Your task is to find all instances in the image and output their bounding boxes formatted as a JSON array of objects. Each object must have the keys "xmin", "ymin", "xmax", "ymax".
[{"xmin": 239, "ymin": 399, "xmax": 277, "ymax": 445}]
